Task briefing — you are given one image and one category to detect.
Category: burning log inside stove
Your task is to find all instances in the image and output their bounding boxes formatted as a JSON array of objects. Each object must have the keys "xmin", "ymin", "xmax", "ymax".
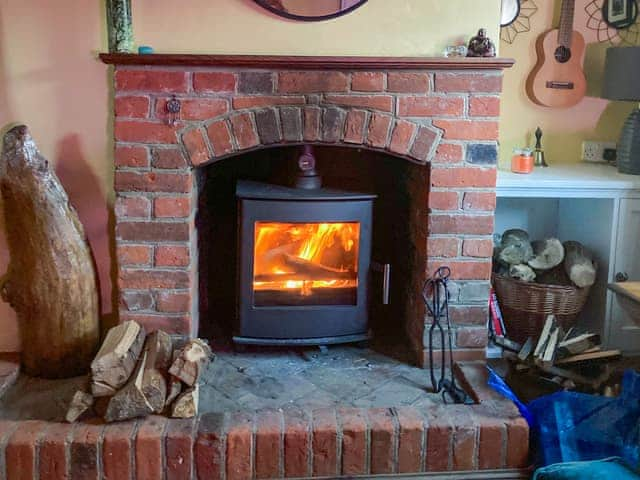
[
  {"xmin": 254, "ymin": 254, "xmax": 355, "ymax": 283},
  {"xmin": 252, "ymin": 221, "xmax": 359, "ymax": 305}
]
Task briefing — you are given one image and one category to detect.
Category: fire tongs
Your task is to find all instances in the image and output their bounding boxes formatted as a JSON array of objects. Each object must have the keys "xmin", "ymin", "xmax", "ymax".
[{"xmin": 422, "ymin": 267, "xmax": 474, "ymax": 405}]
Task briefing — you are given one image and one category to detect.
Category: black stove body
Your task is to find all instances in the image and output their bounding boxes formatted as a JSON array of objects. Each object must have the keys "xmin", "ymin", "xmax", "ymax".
[{"xmin": 235, "ymin": 180, "xmax": 376, "ymax": 345}]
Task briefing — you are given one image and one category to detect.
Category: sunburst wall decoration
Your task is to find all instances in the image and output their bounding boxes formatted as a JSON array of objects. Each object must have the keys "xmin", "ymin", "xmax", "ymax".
[
  {"xmin": 501, "ymin": 0, "xmax": 539, "ymax": 44},
  {"xmin": 585, "ymin": 0, "xmax": 640, "ymax": 45}
]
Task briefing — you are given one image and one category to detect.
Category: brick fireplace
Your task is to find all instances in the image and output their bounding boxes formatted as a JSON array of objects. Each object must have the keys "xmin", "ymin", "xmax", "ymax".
[
  {"xmin": 104, "ymin": 54, "xmax": 513, "ymax": 366},
  {"xmin": 0, "ymin": 55, "xmax": 531, "ymax": 480}
]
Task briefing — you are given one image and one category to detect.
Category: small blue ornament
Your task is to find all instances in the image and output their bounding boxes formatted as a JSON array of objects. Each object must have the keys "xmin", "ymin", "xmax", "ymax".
[{"xmin": 138, "ymin": 45, "xmax": 154, "ymax": 54}]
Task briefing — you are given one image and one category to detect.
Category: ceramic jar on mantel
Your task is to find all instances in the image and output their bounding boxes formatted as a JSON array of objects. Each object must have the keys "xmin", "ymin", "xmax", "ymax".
[{"xmin": 107, "ymin": 0, "xmax": 134, "ymax": 53}]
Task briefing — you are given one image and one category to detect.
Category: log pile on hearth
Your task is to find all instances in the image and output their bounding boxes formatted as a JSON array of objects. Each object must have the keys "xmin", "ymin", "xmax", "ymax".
[
  {"xmin": 496, "ymin": 315, "xmax": 621, "ymax": 394},
  {"xmin": 66, "ymin": 320, "xmax": 213, "ymax": 423}
]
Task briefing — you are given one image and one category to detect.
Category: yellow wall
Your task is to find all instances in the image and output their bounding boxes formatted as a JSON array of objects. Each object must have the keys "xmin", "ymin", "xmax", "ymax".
[
  {"xmin": 0, "ymin": 0, "xmax": 501, "ymax": 352},
  {"xmin": 499, "ymin": 1, "xmax": 635, "ymax": 167}
]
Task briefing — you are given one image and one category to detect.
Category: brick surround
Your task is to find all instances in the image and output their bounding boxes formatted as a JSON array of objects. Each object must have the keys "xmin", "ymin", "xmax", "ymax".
[{"xmin": 107, "ymin": 56, "xmax": 507, "ymax": 366}]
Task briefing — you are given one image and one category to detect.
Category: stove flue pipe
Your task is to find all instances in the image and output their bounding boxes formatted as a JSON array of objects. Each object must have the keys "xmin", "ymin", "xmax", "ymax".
[{"xmin": 295, "ymin": 144, "xmax": 322, "ymax": 189}]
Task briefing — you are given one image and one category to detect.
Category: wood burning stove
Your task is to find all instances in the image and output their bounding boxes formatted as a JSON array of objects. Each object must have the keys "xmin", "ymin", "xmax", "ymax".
[{"xmin": 234, "ymin": 148, "xmax": 376, "ymax": 345}]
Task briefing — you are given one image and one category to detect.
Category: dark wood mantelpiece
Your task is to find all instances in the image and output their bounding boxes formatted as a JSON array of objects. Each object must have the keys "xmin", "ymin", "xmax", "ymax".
[{"xmin": 99, "ymin": 53, "xmax": 514, "ymax": 70}]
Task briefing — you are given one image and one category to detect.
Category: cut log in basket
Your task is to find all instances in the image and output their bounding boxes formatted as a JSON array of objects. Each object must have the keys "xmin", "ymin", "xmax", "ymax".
[{"xmin": 493, "ymin": 229, "xmax": 597, "ymax": 344}]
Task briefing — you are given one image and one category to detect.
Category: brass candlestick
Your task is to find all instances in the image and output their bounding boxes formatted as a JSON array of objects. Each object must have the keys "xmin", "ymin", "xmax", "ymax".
[{"xmin": 534, "ymin": 127, "xmax": 548, "ymax": 167}]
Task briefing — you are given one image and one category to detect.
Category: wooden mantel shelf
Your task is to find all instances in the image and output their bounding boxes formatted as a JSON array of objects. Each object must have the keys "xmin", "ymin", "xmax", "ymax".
[{"xmin": 99, "ymin": 53, "xmax": 515, "ymax": 70}]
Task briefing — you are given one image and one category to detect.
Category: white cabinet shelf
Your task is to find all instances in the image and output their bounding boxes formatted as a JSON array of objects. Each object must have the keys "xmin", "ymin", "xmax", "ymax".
[
  {"xmin": 495, "ymin": 163, "xmax": 640, "ymax": 353},
  {"xmin": 497, "ymin": 163, "xmax": 640, "ymax": 198}
]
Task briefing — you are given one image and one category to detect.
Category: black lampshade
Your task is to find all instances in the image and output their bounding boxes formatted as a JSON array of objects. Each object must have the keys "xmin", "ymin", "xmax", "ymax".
[
  {"xmin": 602, "ymin": 46, "xmax": 640, "ymax": 175},
  {"xmin": 602, "ymin": 46, "xmax": 640, "ymax": 101}
]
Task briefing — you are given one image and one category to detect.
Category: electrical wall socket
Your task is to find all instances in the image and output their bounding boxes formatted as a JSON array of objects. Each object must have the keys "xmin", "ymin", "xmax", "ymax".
[{"xmin": 581, "ymin": 141, "xmax": 617, "ymax": 163}]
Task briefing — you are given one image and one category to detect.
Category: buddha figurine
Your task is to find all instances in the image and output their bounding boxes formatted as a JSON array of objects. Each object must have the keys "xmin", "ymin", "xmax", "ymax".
[{"xmin": 467, "ymin": 28, "xmax": 496, "ymax": 58}]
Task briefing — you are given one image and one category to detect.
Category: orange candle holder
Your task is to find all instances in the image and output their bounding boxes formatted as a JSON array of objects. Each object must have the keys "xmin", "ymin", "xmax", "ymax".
[{"xmin": 511, "ymin": 148, "xmax": 534, "ymax": 174}]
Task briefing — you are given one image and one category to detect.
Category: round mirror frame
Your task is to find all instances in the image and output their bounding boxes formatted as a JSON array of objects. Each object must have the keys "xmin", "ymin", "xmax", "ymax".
[{"xmin": 253, "ymin": 0, "xmax": 368, "ymax": 21}]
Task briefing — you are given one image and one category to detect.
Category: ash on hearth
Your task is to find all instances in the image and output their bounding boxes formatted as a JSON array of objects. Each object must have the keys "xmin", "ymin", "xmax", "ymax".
[{"xmin": 65, "ymin": 320, "xmax": 213, "ymax": 423}]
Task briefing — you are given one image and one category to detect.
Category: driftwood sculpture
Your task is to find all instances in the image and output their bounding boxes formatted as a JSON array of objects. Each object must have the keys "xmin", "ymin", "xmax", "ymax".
[{"xmin": 0, "ymin": 125, "xmax": 99, "ymax": 378}]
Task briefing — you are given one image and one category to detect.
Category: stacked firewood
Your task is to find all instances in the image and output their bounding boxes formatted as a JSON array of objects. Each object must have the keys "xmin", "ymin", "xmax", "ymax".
[
  {"xmin": 494, "ymin": 229, "xmax": 597, "ymax": 288},
  {"xmin": 498, "ymin": 315, "xmax": 621, "ymax": 393},
  {"xmin": 66, "ymin": 321, "xmax": 213, "ymax": 423}
]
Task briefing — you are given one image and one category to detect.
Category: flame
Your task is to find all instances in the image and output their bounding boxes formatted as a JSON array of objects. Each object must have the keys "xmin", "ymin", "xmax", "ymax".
[{"xmin": 253, "ymin": 222, "xmax": 360, "ymax": 295}]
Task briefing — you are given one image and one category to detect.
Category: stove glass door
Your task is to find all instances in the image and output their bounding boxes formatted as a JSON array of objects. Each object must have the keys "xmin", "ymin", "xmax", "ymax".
[{"xmin": 253, "ymin": 221, "xmax": 360, "ymax": 306}]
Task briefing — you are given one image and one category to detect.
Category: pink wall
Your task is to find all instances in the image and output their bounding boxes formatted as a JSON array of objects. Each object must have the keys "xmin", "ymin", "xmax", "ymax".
[
  {"xmin": 0, "ymin": 0, "xmax": 112, "ymax": 351},
  {"xmin": 0, "ymin": 0, "xmax": 503, "ymax": 352}
]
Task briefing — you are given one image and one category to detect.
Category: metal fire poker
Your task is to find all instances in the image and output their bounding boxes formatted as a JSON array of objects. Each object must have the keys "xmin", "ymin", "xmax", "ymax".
[{"xmin": 422, "ymin": 267, "xmax": 474, "ymax": 404}]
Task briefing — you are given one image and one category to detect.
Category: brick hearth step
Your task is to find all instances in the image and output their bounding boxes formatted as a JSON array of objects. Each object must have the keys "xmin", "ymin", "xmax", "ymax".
[{"xmin": 0, "ymin": 362, "xmax": 529, "ymax": 479}]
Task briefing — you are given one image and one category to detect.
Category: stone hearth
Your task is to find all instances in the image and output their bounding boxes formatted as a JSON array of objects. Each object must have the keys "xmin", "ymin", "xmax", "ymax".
[
  {"xmin": 104, "ymin": 54, "xmax": 511, "ymax": 366},
  {"xmin": 0, "ymin": 354, "xmax": 529, "ymax": 478}
]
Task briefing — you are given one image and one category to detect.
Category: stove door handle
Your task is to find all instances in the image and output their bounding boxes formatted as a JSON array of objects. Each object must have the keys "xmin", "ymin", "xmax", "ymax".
[{"xmin": 370, "ymin": 261, "xmax": 391, "ymax": 305}]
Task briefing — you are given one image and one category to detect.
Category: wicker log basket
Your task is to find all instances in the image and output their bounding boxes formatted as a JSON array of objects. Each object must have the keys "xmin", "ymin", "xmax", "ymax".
[{"xmin": 492, "ymin": 273, "xmax": 591, "ymax": 344}]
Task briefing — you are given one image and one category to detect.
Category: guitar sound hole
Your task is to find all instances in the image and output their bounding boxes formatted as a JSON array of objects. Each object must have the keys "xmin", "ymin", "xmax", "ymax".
[{"xmin": 554, "ymin": 46, "xmax": 571, "ymax": 63}]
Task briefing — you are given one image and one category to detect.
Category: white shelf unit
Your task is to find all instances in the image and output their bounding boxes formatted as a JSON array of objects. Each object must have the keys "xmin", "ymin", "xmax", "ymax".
[{"xmin": 496, "ymin": 163, "xmax": 640, "ymax": 353}]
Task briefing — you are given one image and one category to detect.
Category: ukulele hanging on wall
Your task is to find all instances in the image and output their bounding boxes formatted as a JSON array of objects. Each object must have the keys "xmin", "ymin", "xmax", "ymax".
[{"xmin": 527, "ymin": 0, "xmax": 587, "ymax": 108}]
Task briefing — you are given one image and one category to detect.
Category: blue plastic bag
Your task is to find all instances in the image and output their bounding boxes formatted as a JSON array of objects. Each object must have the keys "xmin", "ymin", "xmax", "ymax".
[
  {"xmin": 488, "ymin": 367, "xmax": 640, "ymax": 469},
  {"xmin": 532, "ymin": 457, "xmax": 640, "ymax": 480}
]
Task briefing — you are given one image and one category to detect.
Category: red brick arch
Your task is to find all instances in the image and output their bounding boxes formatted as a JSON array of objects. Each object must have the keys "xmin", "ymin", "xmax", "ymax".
[
  {"xmin": 112, "ymin": 65, "xmax": 502, "ymax": 363},
  {"xmin": 177, "ymin": 105, "xmax": 442, "ymax": 168}
]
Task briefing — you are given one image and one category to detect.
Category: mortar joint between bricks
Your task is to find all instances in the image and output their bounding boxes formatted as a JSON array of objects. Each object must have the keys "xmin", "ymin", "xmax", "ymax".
[
  {"xmin": 98, "ymin": 423, "xmax": 109, "ymax": 479},
  {"xmin": 115, "ymin": 166, "xmax": 153, "ymax": 173},
  {"xmin": 276, "ymin": 409, "xmax": 285, "ymax": 478},
  {"xmin": 364, "ymin": 410, "xmax": 371, "ymax": 475},
  {"xmin": 251, "ymin": 411, "xmax": 257, "ymax": 480},
  {"xmin": 390, "ymin": 407, "xmax": 400, "ymax": 474},
  {"xmin": 305, "ymin": 409, "xmax": 313, "ymax": 477},
  {"xmin": 198, "ymin": 124, "xmax": 216, "ymax": 161},
  {"xmin": 335, "ymin": 409, "xmax": 343, "ymax": 476}
]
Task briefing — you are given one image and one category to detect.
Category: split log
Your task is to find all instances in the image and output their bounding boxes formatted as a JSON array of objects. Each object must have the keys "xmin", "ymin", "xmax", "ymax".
[
  {"xmin": 497, "ymin": 229, "xmax": 534, "ymax": 265},
  {"xmin": 165, "ymin": 376, "xmax": 183, "ymax": 409},
  {"xmin": 141, "ymin": 369, "xmax": 167, "ymax": 414},
  {"xmin": 557, "ymin": 333, "xmax": 599, "ymax": 355},
  {"xmin": 493, "ymin": 336, "xmax": 522, "ymax": 352},
  {"xmin": 509, "ymin": 264, "xmax": 536, "ymax": 282},
  {"xmin": 169, "ymin": 339, "xmax": 213, "ymax": 387},
  {"xmin": 143, "ymin": 330, "xmax": 173, "ymax": 370},
  {"xmin": 517, "ymin": 337, "xmax": 534, "ymax": 362},
  {"xmin": 0, "ymin": 125, "xmax": 100, "ymax": 378},
  {"xmin": 536, "ymin": 265, "xmax": 572, "ymax": 286},
  {"xmin": 540, "ymin": 364, "xmax": 611, "ymax": 390},
  {"xmin": 537, "ymin": 327, "xmax": 560, "ymax": 368},
  {"xmin": 564, "ymin": 241, "xmax": 597, "ymax": 288},
  {"xmin": 91, "ymin": 320, "xmax": 146, "ymax": 397},
  {"xmin": 139, "ymin": 330, "xmax": 173, "ymax": 413},
  {"xmin": 65, "ymin": 390, "xmax": 94, "ymax": 423},
  {"xmin": 171, "ymin": 385, "xmax": 199, "ymax": 418},
  {"xmin": 528, "ymin": 238, "xmax": 565, "ymax": 271},
  {"xmin": 533, "ymin": 315, "xmax": 556, "ymax": 359},
  {"xmin": 104, "ymin": 352, "xmax": 154, "ymax": 422},
  {"xmin": 555, "ymin": 349, "xmax": 621, "ymax": 366}
]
